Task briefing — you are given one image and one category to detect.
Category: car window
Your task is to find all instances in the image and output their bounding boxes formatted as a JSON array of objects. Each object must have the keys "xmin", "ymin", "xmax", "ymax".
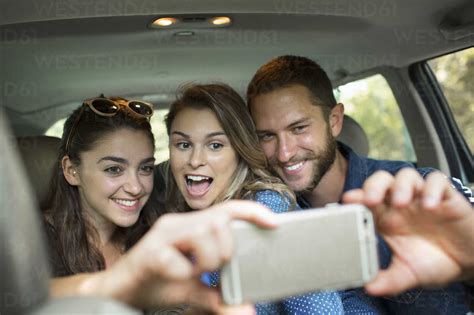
[
  {"xmin": 427, "ymin": 48, "xmax": 473, "ymax": 155},
  {"xmin": 335, "ymin": 74, "xmax": 417, "ymax": 162},
  {"xmin": 45, "ymin": 108, "xmax": 170, "ymax": 163}
]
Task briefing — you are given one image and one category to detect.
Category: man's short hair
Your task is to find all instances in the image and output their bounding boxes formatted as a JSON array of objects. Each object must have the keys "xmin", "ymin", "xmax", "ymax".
[{"xmin": 247, "ymin": 55, "xmax": 337, "ymax": 116}]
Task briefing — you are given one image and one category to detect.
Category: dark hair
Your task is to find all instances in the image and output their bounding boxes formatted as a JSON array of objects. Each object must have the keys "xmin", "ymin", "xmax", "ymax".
[
  {"xmin": 43, "ymin": 97, "xmax": 162, "ymax": 276},
  {"xmin": 247, "ymin": 55, "xmax": 337, "ymax": 118},
  {"xmin": 165, "ymin": 83, "xmax": 294, "ymax": 212}
]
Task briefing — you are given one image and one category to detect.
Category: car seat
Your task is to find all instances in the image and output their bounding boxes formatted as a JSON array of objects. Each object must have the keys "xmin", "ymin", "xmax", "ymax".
[
  {"xmin": 337, "ymin": 115, "xmax": 370, "ymax": 156},
  {"xmin": 16, "ymin": 136, "xmax": 60, "ymax": 210}
]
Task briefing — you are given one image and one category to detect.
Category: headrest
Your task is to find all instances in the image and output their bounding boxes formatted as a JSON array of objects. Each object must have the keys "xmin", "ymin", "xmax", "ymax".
[
  {"xmin": 16, "ymin": 136, "xmax": 60, "ymax": 209},
  {"xmin": 337, "ymin": 115, "xmax": 370, "ymax": 156},
  {"xmin": 1, "ymin": 114, "xmax": 51, "ymax": 315}
]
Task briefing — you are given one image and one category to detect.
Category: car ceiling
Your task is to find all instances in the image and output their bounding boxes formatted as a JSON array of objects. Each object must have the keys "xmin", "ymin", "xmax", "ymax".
[{"xmin": 1, "ymin": 0, "xmax": 473, "ymax": 134}]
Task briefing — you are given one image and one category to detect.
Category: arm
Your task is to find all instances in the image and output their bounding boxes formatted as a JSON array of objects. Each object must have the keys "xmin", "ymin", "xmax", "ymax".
[
  {"xmin": 342, "ymin": 168, "xmax": 474, "ymax": 296},
  {"xmin": 49, "ymin": 200, "xmax": 277, "ymax": 313}
]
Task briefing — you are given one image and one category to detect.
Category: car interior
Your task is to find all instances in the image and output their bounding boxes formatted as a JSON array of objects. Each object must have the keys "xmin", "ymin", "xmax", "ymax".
[{"xmin": 1, "ymin": 0, "xmax": 473, "ymax": 313}]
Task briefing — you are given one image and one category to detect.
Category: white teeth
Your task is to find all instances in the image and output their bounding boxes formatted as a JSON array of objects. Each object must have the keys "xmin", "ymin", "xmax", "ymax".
[
  {"xmin": 114, "ymin": 199, "xmax": 138, "ymax": 207},
  {"xmin": 285, "ymin": 162, "xmax": 304, "ymax": 171},
  {"xmin": 187, "ymin": 175, "xmax": 210, "ymax": 181}
]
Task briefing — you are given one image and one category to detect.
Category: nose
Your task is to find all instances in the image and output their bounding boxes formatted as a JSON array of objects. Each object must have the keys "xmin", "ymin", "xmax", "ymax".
[
  {"xmin": 188, "ymin": 146, "xmax": 206, "ymax": 169},
  {"xmin": 123, "ymin": 172, "xmax": 144, "ymax": 196},
  {"xmin": 276, "ymin": 134, "xmax": 297, "ymax": 163}
]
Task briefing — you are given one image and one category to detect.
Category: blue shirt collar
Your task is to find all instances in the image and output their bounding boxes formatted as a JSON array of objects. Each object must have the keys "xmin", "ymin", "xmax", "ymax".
[{"xmin": 338, "ymin": 142, "xmax": 369, "ymax": 193}]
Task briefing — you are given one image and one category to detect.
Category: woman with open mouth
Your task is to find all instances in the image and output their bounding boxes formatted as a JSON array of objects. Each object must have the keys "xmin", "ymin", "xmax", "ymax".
[{"xmin": 165, "ymin": 83, "xmax": 344, "ymax": 314}]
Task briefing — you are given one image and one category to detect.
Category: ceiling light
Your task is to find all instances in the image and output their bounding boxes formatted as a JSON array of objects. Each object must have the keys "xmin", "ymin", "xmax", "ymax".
[
  {"xmin": 149, "ymin": 15, "xmax": 231, "ymax": 29},
  {"xmin": 152, "ymin": 17, "xmax": 178, "ymax": 27},
  {"xmin": 210, "ymin": 16, "xmax": 231, "ymax": 26}
]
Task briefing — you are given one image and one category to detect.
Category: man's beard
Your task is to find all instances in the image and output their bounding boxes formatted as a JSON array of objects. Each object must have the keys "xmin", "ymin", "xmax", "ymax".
[
  {"xmin": 269, "ymin": 125, "xmax": 337, "ymax": 193},
  {"xmin": 303, "ymin": 130, "xmax": 337, "ymax": 193}
]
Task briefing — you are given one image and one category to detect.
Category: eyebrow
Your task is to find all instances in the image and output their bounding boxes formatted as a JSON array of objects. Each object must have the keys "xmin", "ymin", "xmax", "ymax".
[
  {"xmin": 287, "ymin": 118, "xmax": 311, "ymax": 128},
  {"xmin": 171, "ymin": 131, "xmax": 226, "ymax": 138},
  {"xmin": 97, "ymin": 156, "xmax": 155, "ymax": 165},
  {"xmin": 256, "ymin": 118, "xmax": 311, "ymax": 134}
]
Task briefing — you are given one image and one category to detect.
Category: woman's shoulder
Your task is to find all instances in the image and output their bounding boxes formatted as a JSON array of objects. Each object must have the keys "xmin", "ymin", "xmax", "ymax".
[{"xmin": 254, "ymin": 190, "xmax": 292, "ymax": 213}]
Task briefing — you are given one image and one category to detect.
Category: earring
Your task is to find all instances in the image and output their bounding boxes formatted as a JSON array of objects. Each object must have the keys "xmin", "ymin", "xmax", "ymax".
[{"xmin": 72, "ymin": 170, "xmax": 77, "ymax": 175}]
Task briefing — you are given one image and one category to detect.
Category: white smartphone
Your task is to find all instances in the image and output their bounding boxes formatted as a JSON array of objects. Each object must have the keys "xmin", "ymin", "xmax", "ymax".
[{"xmin": 220, "ymin": 204, "xmax": 379, "ymax": 304}]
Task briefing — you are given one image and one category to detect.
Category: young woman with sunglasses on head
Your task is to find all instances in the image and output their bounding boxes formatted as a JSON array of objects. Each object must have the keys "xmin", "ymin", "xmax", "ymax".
[
  {"xmin": 165, "ymin": 84, "xmax": 343, "ymax": 314},
  {"xmin": 44, "ymin": 96, "xmax": 158, "ymax": 276},
  {"xmin": 43, "ymin": 96, "xmax": 278, "ymax": 313}
]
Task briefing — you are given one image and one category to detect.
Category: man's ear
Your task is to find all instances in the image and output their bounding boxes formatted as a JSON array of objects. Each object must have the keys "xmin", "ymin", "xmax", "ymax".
[
  {"xmin": 329, "ymin": 103, "xmax": 344, "ymax": 138},
  {"xmin": 62, "ymin": 155, "xmax": 80, "ymax": 186}
]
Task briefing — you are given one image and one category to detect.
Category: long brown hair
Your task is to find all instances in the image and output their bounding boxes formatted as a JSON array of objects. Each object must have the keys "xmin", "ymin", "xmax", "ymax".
[
  {"xmin": 43, "ymin": 97, "xmax": 163, "ymax": 276},
  {"xmin": 165, "ymin": 83, "xmax": 295, "ymax": 212}
]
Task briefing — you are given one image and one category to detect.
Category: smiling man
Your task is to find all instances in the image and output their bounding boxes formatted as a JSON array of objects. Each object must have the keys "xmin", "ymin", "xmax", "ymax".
[{"xmin": 247, "ymin": 55, "xmax": 473, "ymax": 314}]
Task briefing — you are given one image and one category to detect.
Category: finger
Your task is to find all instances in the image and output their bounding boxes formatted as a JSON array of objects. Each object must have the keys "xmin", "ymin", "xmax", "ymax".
[
  {"xmin": 152, "ymin": 244, "xmax": 195, "ymax": 280},
  {"xmin": 441, "ymin": 190, "xmax": 473, "ymax": 220},
  {"xmin": 216, "ymin": 304, "xmax": 256, "ymax": 315},
  {"xmin": 212, "ymin": 215, "xmax": 234, "ymax": 263},
  {"xmin": 391, "ymin": 168, "xmax": 424, "ymax": 208},
  {"xmin": 422, "ymin": 172, "xmax": 452, "ymax": 210},
  {"xmin": 342, "ymin": 188, "xmax": 365, "ymax": 204},
  {"xmin": 342, "ymin": 189, "xmax": 389, "ymax": 231},
  {"xmin": 365, "ymin": 258, "xmax": 419, "ymax": 296},
  {"xmin": 174, "ymin": 213, "xmax": 233, "ymax": 267},
  {"xmin": 362, "ymin": 171, "xmax": 394, "ymax": 206},
  {"xmin": 177, "ymin": 227, "xmax": 221, "ymax": 273},
  {"xmin": 153, "ymin": 213, "xmax": 197, "ymax": 242},
  {"xmin": 213, "ymin": 200, "xmax": 279, "ymax": 228}
]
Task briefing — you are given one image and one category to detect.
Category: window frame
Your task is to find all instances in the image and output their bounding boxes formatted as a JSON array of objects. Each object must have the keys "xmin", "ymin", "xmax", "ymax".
[{"xmin": 409, "ymin": 60, "xmax": 473, "ymax": 184}]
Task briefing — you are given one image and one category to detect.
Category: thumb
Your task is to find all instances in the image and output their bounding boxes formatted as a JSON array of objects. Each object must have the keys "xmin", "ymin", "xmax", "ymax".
[
  {"xmin": 342, "ymin": 189, "xmax": 365, "ymax": 204},
  {"xmin": 365, "ymin": 258, "xmax": 418, "ymax": 296}
]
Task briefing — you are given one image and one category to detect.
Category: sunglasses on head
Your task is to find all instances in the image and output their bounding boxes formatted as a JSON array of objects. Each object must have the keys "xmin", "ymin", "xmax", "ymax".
[
  {"xmin": 83, "ymin": 97, "xmax": 154, "ymax": 118},
  {"xmin": 65, "ymin": 97, "xmax": 154, "ymax": 154}
]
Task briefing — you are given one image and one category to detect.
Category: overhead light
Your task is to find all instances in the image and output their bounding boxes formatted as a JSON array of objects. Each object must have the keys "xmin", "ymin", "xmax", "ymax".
[
  {"xmin": 210, "ymin": 16, "xmax": 231, "ymax": 26},
  {"xmin": 152, "ymin": 17, "xmax": 178, "ymax": 27},
  {"xmin": 149, "ymin": 15, "xmax": 231, "ymax": 29}
]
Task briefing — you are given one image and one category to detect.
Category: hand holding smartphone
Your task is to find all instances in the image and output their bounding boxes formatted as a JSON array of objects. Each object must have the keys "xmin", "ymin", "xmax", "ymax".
[{"xmin": 220, "ymin": 204, "xmax": 379, "ymax": 304}]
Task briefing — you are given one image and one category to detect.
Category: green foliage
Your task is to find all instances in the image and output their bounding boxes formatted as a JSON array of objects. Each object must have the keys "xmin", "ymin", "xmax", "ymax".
[
  {"xmin": 336, "ymin": 75, "xmax": 416, "ymax": 161},
  {"xmin": 428, "ymin": 48, "xmax": 474, "ymax": 154}
]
